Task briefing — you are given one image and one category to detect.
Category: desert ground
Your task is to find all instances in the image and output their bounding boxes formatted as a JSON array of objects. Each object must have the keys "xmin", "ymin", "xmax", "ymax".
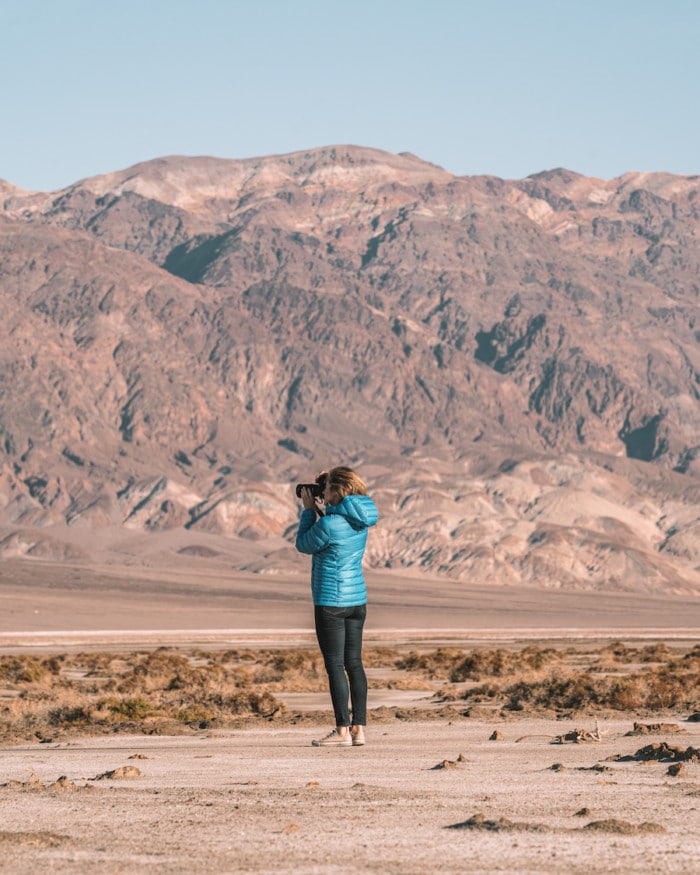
[{"xmin": 1, "ymin": 558, "xmax": 699, "ymax": 873}]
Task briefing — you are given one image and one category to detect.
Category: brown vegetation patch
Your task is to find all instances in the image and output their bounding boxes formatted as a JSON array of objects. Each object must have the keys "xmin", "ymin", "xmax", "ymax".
[
  {"xmin": 625, "ymin": 722, "xmax": 685, "ymax": 735},
  {"xmin": 463, "ymin": 642, "xmax": 700, "ymax": 716},
  {"xmin": 1, "ymin": 642, "xmax": 698, "ymax": 742},
  {"xmin": 447, "ymin": 813, "xmax": 665, "ymax": 835},
  {"xmin": 430, "ymin": 755, "xmax": 466, "ymax": 770},
  {"xmin": 617, "ymin": 742, "xmax": 700, "ymax": 763},
  {"xmin": 91, "ymin": 766, "xmax": 142, "ymax": 780},
  {"xmin": 0, "ymin": 648, "xmax": 287, "ymax": 742},
  {"xmin": 583, "ymin": 819, "xmax": 665, "ymax": 834},
  {"xmin": 1, "ymin": 774, "xmax": 89, "ymax": 793},
  {"xmin": 552, "ymin": 726, "xmax": 604, "ymax": 744},
  {"xmin": 409, "ymin": 642, "xmax": 700, "ymax": 717},
  {"xmin": 0, "ymin": 830, "xmax": 69, "ymax": 848},
  {"xmin": 446, "ymin": 812, "xmax": 547, "ymax": 832},
  {"xmin": 431, "ymin": 759, "xmax": 461, "ymax": 770},
  {"xmin": 397, "ymin": 645, "xmax": 561, "ymax": 682},
  {"xmin": 594, "ymin": 642, "xmax": 673, "ymax": 666}
]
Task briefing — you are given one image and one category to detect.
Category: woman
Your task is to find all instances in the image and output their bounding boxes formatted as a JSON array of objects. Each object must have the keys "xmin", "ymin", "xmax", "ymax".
[{"xmin": 295, "ymin": 466, "xmax": 378, "ymax": 747}]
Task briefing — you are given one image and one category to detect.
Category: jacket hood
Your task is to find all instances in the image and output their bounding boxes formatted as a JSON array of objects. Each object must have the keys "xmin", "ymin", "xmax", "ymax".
[{"xmin": 326, "ymin": 494, "xmax": 378, "ymax": 530}]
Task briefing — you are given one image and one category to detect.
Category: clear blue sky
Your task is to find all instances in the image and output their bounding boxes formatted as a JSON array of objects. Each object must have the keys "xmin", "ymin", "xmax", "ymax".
[{"xmin": 1, "ymin": 0, "xmax": 698, "ymax": 191}]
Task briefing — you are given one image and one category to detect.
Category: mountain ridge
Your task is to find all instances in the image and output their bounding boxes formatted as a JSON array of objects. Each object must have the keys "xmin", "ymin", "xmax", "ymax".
[{"xmin": 1, "ymin": 145, "xmax": 699, "ymax": 594}]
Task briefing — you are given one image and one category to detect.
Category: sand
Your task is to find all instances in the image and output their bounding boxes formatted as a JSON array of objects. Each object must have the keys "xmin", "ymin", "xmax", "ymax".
[
  {"xmin": 2, "ymin": 719, "xmax": 699, "ymax": 874},
  {"xmin": 1, "ymin": 560, "xmax": 699, "ymax": 873}
]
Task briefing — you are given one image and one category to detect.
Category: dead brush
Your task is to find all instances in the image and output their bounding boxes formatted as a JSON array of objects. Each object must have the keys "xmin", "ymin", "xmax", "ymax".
[
  {"xmin": 245, "ymin": 649, "xmax": 327, "ymax": 690},
  {"xmin": 363, "ymin": 647, "xmax": 405, "ymax": 667},
  {"xmin": 0, "ymin": 648, "xmax": 287, "ymax": 740},
  {"xmin": 394, "ymin": 648, "xmax": 465, "ymax": 678},
  {"xmin": 470, "ymin": 661, "xmax": 700, "ymax": 715},
  {"xmin": 444, "ymin": 643, "xmax": 700, "ymax": 716},
  {"xmin": 2, "ymin": 644, "xmax": 698, "ymax": 741},
  {"xmin": 593, "ymin": 641, "xmax": 677, "ymax": 672},
  {"xmin": 394, "ymin": 646, "xmax": 561, "ymax": 683},
  {"xmin": 449, "ymin": 646, "xmax": 561, "ymax": 683},
  {"xmin": 0, "ymin": 655, "xmax": 63, "ymax": 686}
]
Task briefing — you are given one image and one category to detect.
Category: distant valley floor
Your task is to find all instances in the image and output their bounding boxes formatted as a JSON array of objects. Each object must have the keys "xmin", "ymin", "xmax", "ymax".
[{"xmin": 1, "ymin": 558, "xmax": 698, "ymax": 650}]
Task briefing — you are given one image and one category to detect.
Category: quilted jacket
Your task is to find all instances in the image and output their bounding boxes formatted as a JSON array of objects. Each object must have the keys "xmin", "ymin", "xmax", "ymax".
[{"xmin": 295, "ymin": 494, "xmax": 378, "ymax": 606}]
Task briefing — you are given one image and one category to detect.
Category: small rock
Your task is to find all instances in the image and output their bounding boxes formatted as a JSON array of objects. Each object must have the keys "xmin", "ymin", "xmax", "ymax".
[
  {"xmin": 282, "ymin": 824, "xmax": 300, "ymax": 834},
  {"xmin": 431, "ymin": 759, "xmax": 459, "ymax": 770},
  {"xmin": 489, "ymin": 730, "xmax": 504, "ymax": 741},
  {"xmin": 667, "ymin": 763, "xmax": 685, "ymax": 777},
  {"xmin": 92, "ymin": 766, "xmax": 141, "ymax": 781}
]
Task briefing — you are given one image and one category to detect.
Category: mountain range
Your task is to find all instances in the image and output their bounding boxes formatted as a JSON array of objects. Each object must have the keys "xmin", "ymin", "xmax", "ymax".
[{"xmin": 1, "ymin": 145, "xmax": 699, "ymax": 594}]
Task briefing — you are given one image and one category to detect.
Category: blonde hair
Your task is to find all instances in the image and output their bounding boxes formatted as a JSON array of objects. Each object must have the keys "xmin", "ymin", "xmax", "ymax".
[{"xmin": 327, "ymin": 466, "xmax": 367, "ymax": 499}]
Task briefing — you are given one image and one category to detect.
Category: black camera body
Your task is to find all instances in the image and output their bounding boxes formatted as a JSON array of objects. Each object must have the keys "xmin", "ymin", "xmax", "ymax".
[
  {"xmin": 295, "ymin": 472, "xmax": 328, "ymax": 499},
  {"xmin": 295, "ymin": 482, "xmax": 322, "ymax": 498}
]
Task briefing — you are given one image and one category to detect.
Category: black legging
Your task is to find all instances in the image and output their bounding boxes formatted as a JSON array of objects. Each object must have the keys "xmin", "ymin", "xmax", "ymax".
[{"xmin": 314, "ymin": 604, "xmax": 367, "ymax": 727}]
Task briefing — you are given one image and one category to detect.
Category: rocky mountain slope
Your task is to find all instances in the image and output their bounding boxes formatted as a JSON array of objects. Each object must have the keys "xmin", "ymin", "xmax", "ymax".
[{"xmin": 1, "ymin": 146, "xmax": 699, "ymax": 593}]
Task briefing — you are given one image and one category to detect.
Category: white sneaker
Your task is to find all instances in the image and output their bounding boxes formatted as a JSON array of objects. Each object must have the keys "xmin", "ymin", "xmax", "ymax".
[
  {"xmin": 311, "ymin": 728, "xmax": 352, "ymax": 747},
  {"xmin": 351, "ymin": 726, "xmax": 366, "ymax": 746}
]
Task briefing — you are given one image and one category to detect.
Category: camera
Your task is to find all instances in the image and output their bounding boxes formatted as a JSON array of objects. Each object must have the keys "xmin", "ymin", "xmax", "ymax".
[{"xmin": 295, "ymin": 472, "xmax": 328, "ymax": 499}]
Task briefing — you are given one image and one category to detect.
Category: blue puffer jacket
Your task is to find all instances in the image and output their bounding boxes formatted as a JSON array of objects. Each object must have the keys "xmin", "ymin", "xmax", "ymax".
[{"xmin": 295, "ymin": 494, "xmax": 378, "ymax": 606}]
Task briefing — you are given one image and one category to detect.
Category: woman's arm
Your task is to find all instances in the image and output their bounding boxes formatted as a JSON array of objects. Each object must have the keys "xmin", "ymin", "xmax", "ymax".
[{"xmin": 295, "ymin": 510, "xmax": 331, "ymax": 554}]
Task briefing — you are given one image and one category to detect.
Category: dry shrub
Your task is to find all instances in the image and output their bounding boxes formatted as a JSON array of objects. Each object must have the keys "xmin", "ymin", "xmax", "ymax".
[
  {"xmin": 0, "ymin": 648, "xmax": 286, "ymax": 740},
  {"xmin": 2, "ymin": 643, "xmax": 698, "ymax": 741},
  {"xmin": 220, "ymin": 690, "xmax": 281, "ymax": 718},
  {"xmin": 363, "ymin": 647, "xmax": 404, "ymax": 667},
  {"xmin": 639, "ymin": 643, "xmax": 672, "ymax": 662},
  {"xmin": 394, "ymin": 646, "xmax": 560, "ymax": 682},
  {"xmin": 395, "ymin": 649, "xmax": 465, "ymax": 677},
  {"xmin": 99, "ymin": 696, "xmax": 156, "ymax": 721},
  {"xmin": 446, "ymin": 643, "xmax": 700, "ymax": 715},
  {"xmin": 594, "ymin": 641, "xmax": 676, "ymax": 672},
  {"xmin": 450, "ymin": 646, "xmax": 560, "ymax": 682},
  {"xmin": 174, "ymin": 705, "xmax": 214, "ymax": 724},
  {"xmin": 0, "ymin": 656, "xmax": 61, "ymax": 684},
  {"xmin": 462, "ymin": 682, "xmax": 502, "ymax": 703},
  {"xmin": 625, "ymin": 742, "xmax": 700, "ymax": 763},
  {"xmin": 48, "ymin": 705, "xmax": 91, "ymax": 727},
  {"xmin": 505, "ymin": 675, "xmax": 600, "ymax": 712},
  {"xmin": 246, "ymin": 649, "xmax": 325, "ymax": 689},
  {"xmin": 498, "ymin": 661, "xmax": 699, "ymax": 714}
]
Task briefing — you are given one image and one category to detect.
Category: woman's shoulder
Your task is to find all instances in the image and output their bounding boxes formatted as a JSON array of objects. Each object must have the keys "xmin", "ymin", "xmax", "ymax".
[
  {"xmin": 317, "ymin": 512, "xmax": 347, "ymax": 531},
  {"xmin": 328, "ymin": 494, "xmax": 378, "ymax": 527}
]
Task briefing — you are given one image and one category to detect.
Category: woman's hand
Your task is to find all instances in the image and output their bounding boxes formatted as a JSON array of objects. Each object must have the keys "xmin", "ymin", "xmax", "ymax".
[{"xmin": 300, "ymin": 487, "xmax": 318, "ymax": 510}]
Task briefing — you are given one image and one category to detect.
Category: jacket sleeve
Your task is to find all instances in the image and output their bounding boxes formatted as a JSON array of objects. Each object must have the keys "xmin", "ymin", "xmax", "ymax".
[{"xmin": 295, "ymin": 510, "xmax": 332, "ymax": 554}]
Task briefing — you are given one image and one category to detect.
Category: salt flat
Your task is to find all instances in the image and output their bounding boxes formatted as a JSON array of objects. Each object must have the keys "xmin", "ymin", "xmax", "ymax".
[{"xmin": 1, "ymin": 720, "xmax": 699, "ymax": 874}]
